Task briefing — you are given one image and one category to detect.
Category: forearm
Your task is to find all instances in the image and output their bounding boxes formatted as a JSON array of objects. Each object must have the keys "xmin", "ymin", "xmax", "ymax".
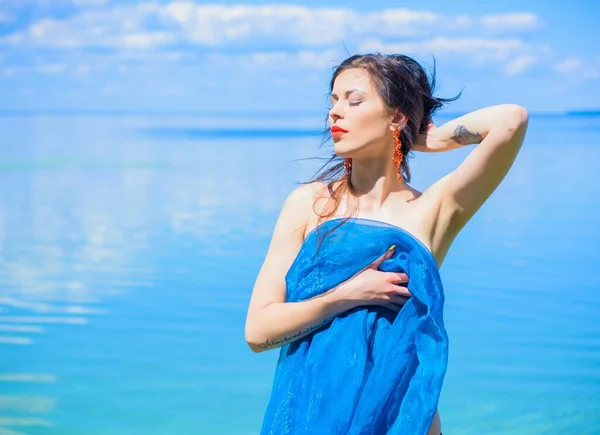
[
  {"xmin": 246, "ymin": 291, "xmax": 350, "ymax": 353},
  {"xmin": 417, "ymin": 104, "xmax": 526, "ymax": 152}
]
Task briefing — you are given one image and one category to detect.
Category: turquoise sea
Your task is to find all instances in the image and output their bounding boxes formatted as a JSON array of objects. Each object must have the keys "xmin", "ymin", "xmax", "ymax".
[{"xmin": 0, "ymin": 112, "xmax": 599, "ymax": 434}]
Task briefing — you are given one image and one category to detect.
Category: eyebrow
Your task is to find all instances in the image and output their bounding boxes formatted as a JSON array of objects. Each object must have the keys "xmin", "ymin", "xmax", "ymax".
[{"xmin": 330, "ymin": 88, "xmax": 365, "ymax": 100}]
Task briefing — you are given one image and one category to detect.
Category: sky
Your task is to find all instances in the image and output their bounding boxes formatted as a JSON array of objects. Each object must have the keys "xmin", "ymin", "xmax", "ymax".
[{"xmin": 0, "ymin": 0, "xmax": 599, "ymax": 114}]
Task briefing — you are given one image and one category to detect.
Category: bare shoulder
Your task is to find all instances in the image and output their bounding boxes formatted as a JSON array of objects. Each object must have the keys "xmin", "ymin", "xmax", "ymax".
[
  {"xmin": 277, "ymin": 181, "xmax": 323, "ymax": 238},
  {"xmin": 285, "ymin": 181, "xmax": 322, "ymax": 213}
]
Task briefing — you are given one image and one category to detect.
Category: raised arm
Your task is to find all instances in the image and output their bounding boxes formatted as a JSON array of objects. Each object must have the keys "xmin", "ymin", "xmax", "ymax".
[{"xmin": 419, "ymin": 104, "xmax": 529, "ymax": 226}]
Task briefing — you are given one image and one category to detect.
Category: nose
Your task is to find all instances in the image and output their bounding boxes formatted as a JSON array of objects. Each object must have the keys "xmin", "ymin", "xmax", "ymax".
[{"xmin": 328, "ymin": 101, "xmax": 344, "ymax": 122}]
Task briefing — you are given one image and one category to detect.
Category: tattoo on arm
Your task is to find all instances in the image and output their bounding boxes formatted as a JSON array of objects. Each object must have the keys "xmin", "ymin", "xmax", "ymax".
[
  {"xmin": 452, "ymin": 125, "xmax": 483, "ymax": 145},
  {"xmin": 257, "ymin": 310, "xmax": 345, "ymax": 350}
]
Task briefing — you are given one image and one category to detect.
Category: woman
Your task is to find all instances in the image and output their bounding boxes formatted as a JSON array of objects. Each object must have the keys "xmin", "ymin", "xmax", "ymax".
[{"xmin": 245, "ymin": 53, "xmax": 528, "ymax": 434}]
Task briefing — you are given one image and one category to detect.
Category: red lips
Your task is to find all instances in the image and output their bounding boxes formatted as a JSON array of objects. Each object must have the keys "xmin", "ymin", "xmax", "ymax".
[{"xmin": 331, "ymin": 125, "xmax": 349, "ymax": 133}]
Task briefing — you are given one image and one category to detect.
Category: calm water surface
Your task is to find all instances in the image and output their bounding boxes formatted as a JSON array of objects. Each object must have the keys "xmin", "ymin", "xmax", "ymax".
[{"xmin": 0, "ymin": 113, "xmax": 599, "ymax": 434}]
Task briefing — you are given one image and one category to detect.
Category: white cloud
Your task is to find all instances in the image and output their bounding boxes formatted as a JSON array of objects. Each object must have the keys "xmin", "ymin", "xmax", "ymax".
[
  {"xmin": 4, "ymin": 0, "xmax": 111, "ymax": 8},
  {"xmin": 583, "ymin": 69, "xmax": 599, "ymax": 79},
  {"xmin": 504, "ymin": 55, "xmax": 537, "ymax": 76},
  {"xmin": 1, "ymin": 67, "xmax": 20, "ymax": 77},
  {"xmin": 359, "ymin": 8, "xmax": 441, "ymax": 38},
  {"xmin": 2, "ymin": 3, "xmax": 170, "ymax": 49},
  {"xmin": 0, "ymin": 3, "xmax": 544, "ymax": 50},
  {"xmin": 481, "ymin": 13, "xmax": 542, "ymax": 33},
  {"xmin": 0, "ymin": 33, "xmax": 25, "ymax": 45},
  {"xmin": 120, "ymin": 32, "xmax": 175, "ymax": 49},
  {"xmin": 359, "ymin": 37, "xmax": 547, "ymax": 64},
  {"xmin": 554, "ymin": 57, "xmax": 584, "ymax": 73},
  {"xmin": 71, "ymin": 0, "xmax": 111, "ymax": 6},
  {"xmin": 0, "ymin": 3, "xmax": 560, "ymax": 81},
  {"xmin": 39, "ymin": 63, "xmax": 68, "ymax": 74},
  {"xmin": 0, "ymin": 48, "xmax": 185, "ymax": 78},
  {"xmin": 554, "ymin": 57, "xmax": 599, "ymax": 80},
  {"xmin": 76, "ymin": 63, "xmax": 90, "ymax": 74},
  {"xmin": 162, "ymin": 4, "xmax": 356, "ymax": 46},
  {"xmin": 207, "ymin": 49, "xmax": 341, "ymax": 70}
]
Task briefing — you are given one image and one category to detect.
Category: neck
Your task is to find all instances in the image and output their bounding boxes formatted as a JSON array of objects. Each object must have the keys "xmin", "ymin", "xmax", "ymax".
[{"xmin": 347, "ymin": 156, "xmax": 409, "ymax": 213}]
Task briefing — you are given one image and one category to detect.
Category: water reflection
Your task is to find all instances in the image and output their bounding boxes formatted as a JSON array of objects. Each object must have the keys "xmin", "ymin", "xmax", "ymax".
[
  {"xmin": 0, "ymin": 114, "xmax": 328, "ymax": 433},
  {"xmin": 0, "ymin": 114, "xmax": 598, "ymax": 434}
]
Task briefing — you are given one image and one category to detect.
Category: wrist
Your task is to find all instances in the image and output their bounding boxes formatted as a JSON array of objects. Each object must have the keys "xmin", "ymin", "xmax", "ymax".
[{"xmin": 322, "ymin": 283, "xmax": 355, "ymax": 315}]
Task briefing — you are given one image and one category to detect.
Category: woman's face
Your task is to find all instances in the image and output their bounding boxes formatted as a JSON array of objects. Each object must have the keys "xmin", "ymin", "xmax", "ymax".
[{"xmin": 328, "ymin": 68, "xmax": 396, "ymax": 159}]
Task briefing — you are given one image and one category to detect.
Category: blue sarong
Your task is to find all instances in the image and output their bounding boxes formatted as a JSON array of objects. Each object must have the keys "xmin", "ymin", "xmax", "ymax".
[{"xmin": 260, "ymin": 217, "xmax": 448, "ymax": 435}]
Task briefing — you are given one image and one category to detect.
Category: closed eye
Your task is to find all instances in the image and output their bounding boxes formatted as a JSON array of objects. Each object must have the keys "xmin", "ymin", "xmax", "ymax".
[{"xmin": 327, "ymin": 100, "xmax": 362, "ymax": 110}]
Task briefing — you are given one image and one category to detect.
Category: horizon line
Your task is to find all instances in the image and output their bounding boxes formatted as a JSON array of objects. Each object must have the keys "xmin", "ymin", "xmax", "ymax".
[{"xmin": 0, "ymin": 108, "xmax": 598, "ymax": 118}]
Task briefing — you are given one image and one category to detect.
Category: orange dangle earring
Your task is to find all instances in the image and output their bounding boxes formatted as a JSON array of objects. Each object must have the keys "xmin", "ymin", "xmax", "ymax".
[
  {"xmin": 392, "ymin": 129, "xmax": 404, "ymax": 181},
  {"xmin": 343, "ymin": 158, "xmax": 352, "ymax": 183}
]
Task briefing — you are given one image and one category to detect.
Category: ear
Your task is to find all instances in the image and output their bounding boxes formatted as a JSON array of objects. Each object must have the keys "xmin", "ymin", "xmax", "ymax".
[{"xmin": 389, "ymin": 110, "xmax": 407, "ymax": 132}]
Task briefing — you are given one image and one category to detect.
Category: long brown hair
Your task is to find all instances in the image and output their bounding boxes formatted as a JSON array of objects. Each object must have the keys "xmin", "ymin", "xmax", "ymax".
[{"xmin": 301, "ymin": 53, "xmax": 461, "ymax": 246}]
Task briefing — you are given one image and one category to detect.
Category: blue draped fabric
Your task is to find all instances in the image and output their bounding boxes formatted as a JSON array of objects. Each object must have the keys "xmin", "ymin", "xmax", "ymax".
[{"xmin": 260, "ymin": 217, "xmax": 448, "ymax": 435}]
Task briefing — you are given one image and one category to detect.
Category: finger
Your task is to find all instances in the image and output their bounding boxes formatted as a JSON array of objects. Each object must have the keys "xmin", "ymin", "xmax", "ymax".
[
  {"xmin": 389, "ymin": 296, "xmax": 408, "ymax": 308},
  {"xmin": 390, "ymin": 285, "xmax": 411, "ymax": 297},
  {"xmin": 385, "ymin": 272, "xmax": 409, "ymax": 284},
  {"xmin": 368, "ymin": 245, "xmax": 396, "ymax": 270},
  {"xmin": 389, "ymin": 292, "xmax": 409, "ymax": 303}
]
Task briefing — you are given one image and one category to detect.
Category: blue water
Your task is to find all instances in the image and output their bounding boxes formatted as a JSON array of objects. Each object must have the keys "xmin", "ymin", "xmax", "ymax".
[{"xmin": 0, "ymin": 112, "xmax": 599, "ymax": 434}]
